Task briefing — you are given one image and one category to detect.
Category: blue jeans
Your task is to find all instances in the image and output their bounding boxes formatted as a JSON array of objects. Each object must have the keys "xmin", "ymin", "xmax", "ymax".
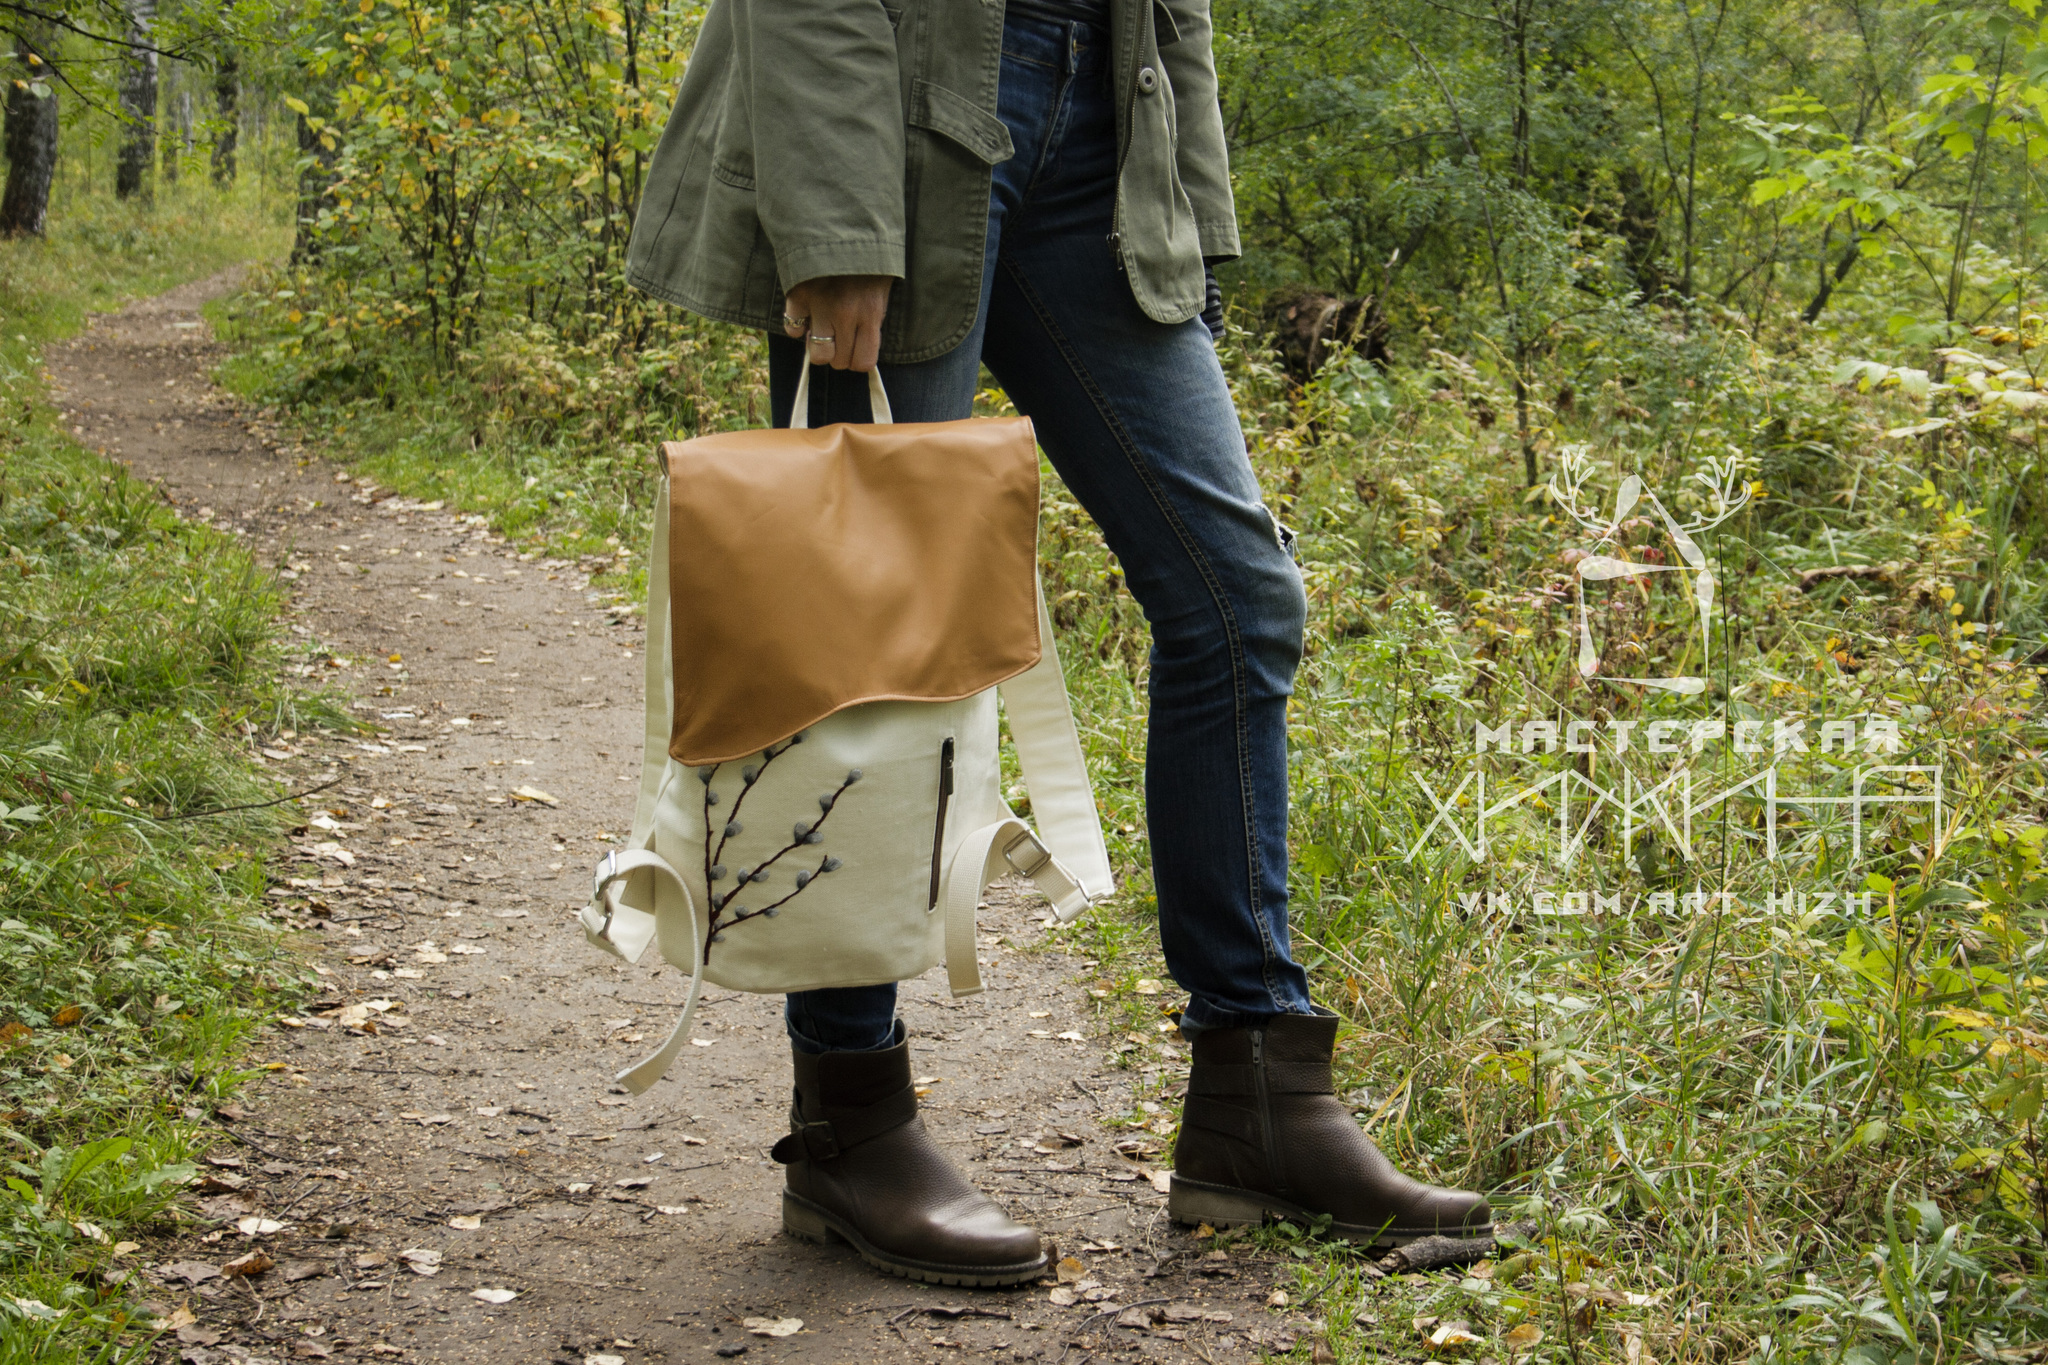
[{"xmin": 778, "ymin": 12, "xmax": 1313, "ymax": 1054}]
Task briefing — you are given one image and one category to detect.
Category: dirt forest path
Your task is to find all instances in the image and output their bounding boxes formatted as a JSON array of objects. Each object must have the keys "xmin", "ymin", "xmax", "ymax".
[{"xmin": 45, "ymin": 274, "xmax": 1305, "ymax": 1365}]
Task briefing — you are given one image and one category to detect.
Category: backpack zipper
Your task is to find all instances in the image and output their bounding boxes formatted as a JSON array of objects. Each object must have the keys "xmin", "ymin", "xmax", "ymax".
[{"xmin": 926, "ymin": 737, "xmax": 956, "ymax": 911}]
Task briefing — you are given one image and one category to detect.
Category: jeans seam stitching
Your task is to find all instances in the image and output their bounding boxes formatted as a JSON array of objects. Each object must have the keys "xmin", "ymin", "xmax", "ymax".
[{"xmin": 996, "ymin": 256, "xmax": 1285, "ymax": 1014}]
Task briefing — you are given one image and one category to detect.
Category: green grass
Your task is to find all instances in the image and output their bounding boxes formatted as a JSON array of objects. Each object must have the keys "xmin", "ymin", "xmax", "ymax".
[
  {"xmin": 222, "ymin": 249, "xmax": 2048, "ymax": 1362},
  {"xmin": 0, "ymin": 177, "xmax": 309, "ymax": 1361}
]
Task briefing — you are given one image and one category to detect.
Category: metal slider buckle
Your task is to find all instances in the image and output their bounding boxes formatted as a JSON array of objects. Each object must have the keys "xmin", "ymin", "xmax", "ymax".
[{"xmin": 1002, "ymin": 829, "xmax": 1052, "ymax": 878}]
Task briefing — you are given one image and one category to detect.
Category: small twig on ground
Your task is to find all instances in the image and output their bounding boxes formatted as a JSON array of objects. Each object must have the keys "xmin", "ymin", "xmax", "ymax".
[
  {"xmin": 1072, "ymin": 1077, "xmax": 1100, "ymax": 1104},
  {"xmin": 203, "ymin": 1125, "xmax": 291, "ymax": 1162},
  {"xmin": 1057, "ymin": 1299, "xmax": 1173, "ymax": 1364},
  {"xmin": 157, "ymin": 776, "xmax": 345, "ymax": 821}
]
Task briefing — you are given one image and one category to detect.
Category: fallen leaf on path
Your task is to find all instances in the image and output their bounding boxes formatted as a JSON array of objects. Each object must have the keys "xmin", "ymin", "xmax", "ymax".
[
  {"xmin": 177, "ymin": 1323, "xmax": 224, "ymax": 1346},
  {"xmin": 448, "ymin": 1215, "xmax": 482, "ymax": 1231},
  {"xmin": 1133, "ymin": 979, "xmax": 1164, "ymax": 995},
  {"xmin": 1504, "ymin": 1324, "xmax": 1544, "ymax": 1351},
  {"xmin": 281, "ymin": 1261, "xmax": 326, "ymax": 1283},
  {"xmin": 158, "ymin": 1305, "xmax": 198, "ymax": 1329},
  {"xmin": 1055, "ymin": 1257, "xmax": 1086, "ymax": 1283},
  {"xmin": 614, "ymin": 1177, "xmax": 652, "ymax": 1189},
  {"xmin": 235, "ymin": 1216, "xmax": 285, "ymax": 1237},
  {"xmin": 744, "ymin": 1318, "xmax": 803, "ymax": 1337},
  {"xmin": 1047, "ymin": 1286, "xmax": 1078, "ymax": 1306},
  {"xmin": 1148, "ymin": 1170, "xmax": 1172, "ymax": 1193},
  {"xmin": 354, "ymin": 1252, "xmax": 391, "ymax": 1269},
  {"xmin": 52, "ymin": 1004, "xmax": 84, "ymax": 1026},
  {"xmin": 222, "ymin": 1250, "xmax": 275, "ymax": 1277},
  {"xmin": 159, "ymin": 1262, "xmax": 219, "ymax": 1286},
  {"xmin": 471, "ymin": 1288, "xmax": 518, "ymax": 1304},
  {"xmin": 399, "ymin": 1248, "xmax": 442, "ymax": 1277},
  {"xmin": 511, "ymin": 787, "xmax": 559, "ymax": 806},
  {"xmin": 1427, "ymin": 1320, "xmax": 1484, "ymax": 1351}
]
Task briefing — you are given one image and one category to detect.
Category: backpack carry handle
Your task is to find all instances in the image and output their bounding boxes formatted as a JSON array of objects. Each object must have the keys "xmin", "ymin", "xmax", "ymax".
[{"xmin": 789, "ymin": 362, "xmax": 894, "ymax": 429}]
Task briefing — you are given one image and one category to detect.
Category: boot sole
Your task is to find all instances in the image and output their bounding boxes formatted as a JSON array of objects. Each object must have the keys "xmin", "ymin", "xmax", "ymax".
[
  {"xmin": 1167, "ymin": 1175, "xmax": 1493, "ymax": 1248},
  {"xmin": 781, "ymin": 1193, "xmax": 1049, "ymax": 1288}
]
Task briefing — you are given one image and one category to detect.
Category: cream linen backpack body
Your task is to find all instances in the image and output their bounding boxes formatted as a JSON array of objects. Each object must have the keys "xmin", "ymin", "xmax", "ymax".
[{"xmin": 581, "ymin": 369, "xmax": 1114, "ymax": 1091}]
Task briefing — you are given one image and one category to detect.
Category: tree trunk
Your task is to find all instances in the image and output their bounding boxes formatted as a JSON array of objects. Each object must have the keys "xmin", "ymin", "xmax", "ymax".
[
  {"xmin": 163, "ymin": 74, "xmax": 190, "ymax": 183},
  {"xmin": 116, "ymin": 0, "xmax": 160, "ymax": 201},
  {"xmin": 212, "ymin": 49, "xmax": 240, "ymax": 186},
  {"xmin": 1, "ymin": 29, "xmax": 59, "ymax": 237}
]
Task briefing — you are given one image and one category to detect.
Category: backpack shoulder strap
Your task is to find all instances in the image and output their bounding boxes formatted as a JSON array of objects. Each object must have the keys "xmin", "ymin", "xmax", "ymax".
[
  {"xmin": 997, "ymin": 578, "xmax": 1114, "ymax": 901},
  {"xmin": 626, "ymin": 460, "xmax": 676, "ymax": 847}
]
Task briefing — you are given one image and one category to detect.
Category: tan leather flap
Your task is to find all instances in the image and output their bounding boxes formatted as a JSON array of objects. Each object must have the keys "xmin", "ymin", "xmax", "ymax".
[{"xmin": 663, "ymin": 415, "xmax": 1041, "ymax": 766}]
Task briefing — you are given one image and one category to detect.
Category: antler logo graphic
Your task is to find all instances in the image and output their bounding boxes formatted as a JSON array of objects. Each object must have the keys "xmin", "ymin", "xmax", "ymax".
[{"xmin": 1547, "ymin": 447, "xmax": 1751, "ymax": 696}]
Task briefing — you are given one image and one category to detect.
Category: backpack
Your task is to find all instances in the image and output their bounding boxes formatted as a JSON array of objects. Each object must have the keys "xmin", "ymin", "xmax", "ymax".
[{"xmin": 580, "ymin": 369, "xmax": 1114, "ymax": 1092}]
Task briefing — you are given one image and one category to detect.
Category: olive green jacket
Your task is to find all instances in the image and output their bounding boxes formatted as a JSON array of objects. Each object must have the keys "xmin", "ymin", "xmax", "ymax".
[{"xmin": 623, "ymin": 0, "xmax": 1240, "ymax": 364}]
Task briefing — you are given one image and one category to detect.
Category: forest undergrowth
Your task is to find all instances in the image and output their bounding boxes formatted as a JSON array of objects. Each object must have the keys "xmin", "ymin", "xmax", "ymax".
[{"xmin": 0, "ymin": 182, "xmax": 317, "ymax": 1362}]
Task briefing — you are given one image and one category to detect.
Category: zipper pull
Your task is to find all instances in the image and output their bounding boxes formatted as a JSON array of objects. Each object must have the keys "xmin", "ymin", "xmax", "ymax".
[{"xmin": 1105, "ymin": 230, "xmax": 1126, "ymax": 271}]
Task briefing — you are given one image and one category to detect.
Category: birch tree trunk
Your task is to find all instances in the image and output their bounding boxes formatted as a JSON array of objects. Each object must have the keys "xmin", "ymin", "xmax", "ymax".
[
  {"xmin": 116, "ymin": 0, "xmax": 160, "ymax": 200},
  {"xmin": 212, "ymin": 48, "xmax": 240, "ymax": 186}
]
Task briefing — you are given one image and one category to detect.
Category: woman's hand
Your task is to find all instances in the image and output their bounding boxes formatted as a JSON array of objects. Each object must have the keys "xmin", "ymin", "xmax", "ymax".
[{"xmin": 783, "ymin": 275, "xmax": 893, "ymax": 372}]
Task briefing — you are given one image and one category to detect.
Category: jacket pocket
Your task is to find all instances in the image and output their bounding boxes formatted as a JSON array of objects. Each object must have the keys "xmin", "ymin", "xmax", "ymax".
[
  {"xmin": 907, "ymin": 80, "xmax": 1014, "ymax": 165},
  {"xmin": 711, "ymin": 157, "xmax": 756, "ymax": 192}
]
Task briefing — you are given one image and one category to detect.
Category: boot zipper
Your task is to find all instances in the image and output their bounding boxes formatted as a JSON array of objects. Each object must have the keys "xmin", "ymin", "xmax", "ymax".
[
  {"xmin": 926, "ymin": 737, "xmax": 955, "ymax": 910},
  {"xmin": 1251, "ymin": 1027, "xmax": 1282, "ymax": 1197}
]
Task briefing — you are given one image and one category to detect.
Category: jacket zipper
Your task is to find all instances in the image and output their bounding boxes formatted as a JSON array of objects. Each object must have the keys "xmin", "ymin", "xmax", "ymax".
[
  {"xmin": 1251, "ymin": 1027, "xmax": 1282, "ymax": 1196},
  {"xmin": 927, "ymin": 737, "xmax": 956, "ymax": 911},
  {"xmin": 1105, "ymin": 7, "xmax": 1140, "ymax": 271}
]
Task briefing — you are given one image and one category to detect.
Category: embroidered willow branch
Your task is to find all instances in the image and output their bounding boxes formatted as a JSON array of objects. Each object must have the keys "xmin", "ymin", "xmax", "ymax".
[{"xmin": 696, "ymin": 741, "xmax": 861, "ymax": 963}]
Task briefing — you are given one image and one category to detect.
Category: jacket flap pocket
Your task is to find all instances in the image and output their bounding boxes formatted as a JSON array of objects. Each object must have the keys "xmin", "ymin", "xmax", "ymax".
[
  {"xmin": 909, "ymin": 80, "xmax": 1015, "ymax": 164},
  {"xmin": 1152, "ymin": 0, "xmax": 1181, "ymax": 46}
]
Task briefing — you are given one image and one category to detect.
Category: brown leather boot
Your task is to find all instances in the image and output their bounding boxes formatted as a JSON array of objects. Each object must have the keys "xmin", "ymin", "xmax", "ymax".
[
  {"xmin": 772, "ymin": 1035, "xmax": 1047, "ymax": 1286},
  {"xmin": 1169, "ymin": 1010, "xmax": 1492, "ymax": 1245}
]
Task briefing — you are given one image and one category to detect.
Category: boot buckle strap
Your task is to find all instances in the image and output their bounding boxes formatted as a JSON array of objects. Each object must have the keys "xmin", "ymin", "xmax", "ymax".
[
  {"xmin": 770, "ymin": 1120, "xmax": 842, "ymax": 1164},
  {"xmin": 796, "ymin": 1119, "xmax": 841, "ymax": 1161}
]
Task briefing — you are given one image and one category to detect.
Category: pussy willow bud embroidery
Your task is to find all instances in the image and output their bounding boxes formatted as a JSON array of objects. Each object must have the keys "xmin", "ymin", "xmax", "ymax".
[{"xmin": 697, "ymin": 731, "xmax": 859, "ymax": 962}]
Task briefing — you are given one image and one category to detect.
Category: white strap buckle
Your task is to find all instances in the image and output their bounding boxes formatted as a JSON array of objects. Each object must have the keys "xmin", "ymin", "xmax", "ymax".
[
  {"xmin": 590, "ymin": 851, "xmax": 620, "ymax": 940},
  {"xmin": 1002, "ymin": 829, "xmax": 1052, "ymax": 878}
]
